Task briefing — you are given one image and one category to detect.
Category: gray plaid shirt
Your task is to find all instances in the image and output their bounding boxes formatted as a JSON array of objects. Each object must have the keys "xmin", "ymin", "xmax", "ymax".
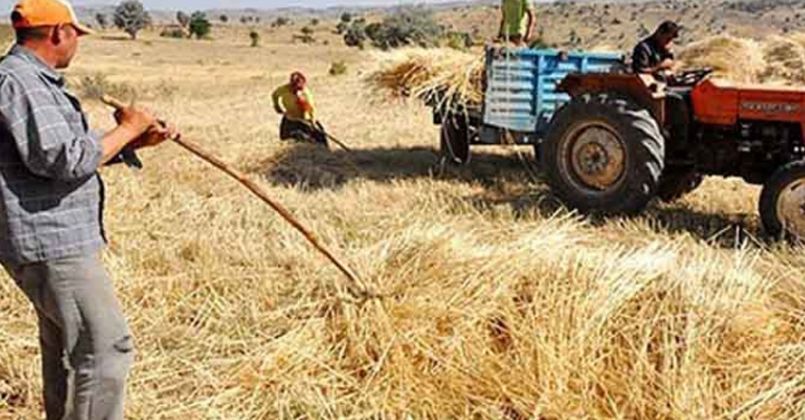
[{"xmin": 0, "ymin": 45, "xmax": 106, "ymax": 266}]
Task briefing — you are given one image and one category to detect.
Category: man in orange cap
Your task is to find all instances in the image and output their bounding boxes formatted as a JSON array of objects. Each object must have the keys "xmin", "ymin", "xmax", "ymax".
[
  {"xmin": 0, "ymin": 1, "xmax": 175, "ymax": 419},
  {"xmin": 271, "ymin": 71, "xmax": 329, "ymax": 146}
]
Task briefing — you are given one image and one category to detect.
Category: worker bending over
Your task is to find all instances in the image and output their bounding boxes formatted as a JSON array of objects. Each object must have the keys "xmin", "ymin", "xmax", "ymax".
[
  {"xmin": 497, "ymin": 0, "xmax": 536, "ymax": 46},
  {"xmin": 632, "ymin": 21, "xmax": 681, "ymax": 80},
  {"xmin": 272, "ymin": 72, "xmax": 328, "ymax": 146}
]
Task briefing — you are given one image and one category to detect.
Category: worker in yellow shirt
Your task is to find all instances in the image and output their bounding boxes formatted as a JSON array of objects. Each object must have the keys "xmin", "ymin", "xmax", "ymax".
[
  {"xmin": 497, "ymin": 0, "xmax": 535, "ymax": 46},
  {"xmin": 272, "ymin": 72, "xmax": 328, "ymax": 146}
]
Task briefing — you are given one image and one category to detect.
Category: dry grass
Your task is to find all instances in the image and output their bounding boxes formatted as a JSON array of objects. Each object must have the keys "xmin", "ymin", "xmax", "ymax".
[{"xmin": 0, "ymin": 23, "xmax": 804, "ymax": 420}]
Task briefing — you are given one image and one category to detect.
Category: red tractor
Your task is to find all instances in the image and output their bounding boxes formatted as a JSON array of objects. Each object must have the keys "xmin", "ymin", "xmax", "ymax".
[{"xmin": 541, "ymin": 70, "xmax": 805, "ymax": 241}]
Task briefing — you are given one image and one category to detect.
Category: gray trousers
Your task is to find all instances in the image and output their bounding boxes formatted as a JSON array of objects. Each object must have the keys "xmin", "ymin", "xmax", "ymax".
[{"xmin": 3, "ymin": 254, "xmax": 134, "ymax": 420}]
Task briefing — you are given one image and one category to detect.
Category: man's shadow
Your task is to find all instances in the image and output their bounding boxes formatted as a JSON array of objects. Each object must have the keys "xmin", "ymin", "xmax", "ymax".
[{"xmin": 258, "ymin": 143, "xmax": 770, "ymax": 248}]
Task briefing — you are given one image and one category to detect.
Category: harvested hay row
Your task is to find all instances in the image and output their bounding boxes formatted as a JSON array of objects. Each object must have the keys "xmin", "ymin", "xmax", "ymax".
[
  {"xmin": 365, "ymin": 48, "xmax": 484, "ymax": 111},
  {"xmin": 677, "ymin": 35, "xmax": 766, "ymax": 83}
]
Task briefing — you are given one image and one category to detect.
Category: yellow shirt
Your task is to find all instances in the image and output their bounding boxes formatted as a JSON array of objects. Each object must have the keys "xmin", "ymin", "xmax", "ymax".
[
  {"xmin": 272, "ymin": 84, "xmax": 316, "ymax": 121},
  {"xmin": 501, "ymin": 0, "xmax": 530, "ymax": 37}
]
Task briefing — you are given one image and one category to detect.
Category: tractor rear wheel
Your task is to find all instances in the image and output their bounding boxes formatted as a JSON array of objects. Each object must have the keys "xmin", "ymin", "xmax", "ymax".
[
  {"xmin": 760, "ymin": 161, "xmax": 805, "ymax": 242},
  {"xmin": 657, "ymin": 169, "xmax": 704, "ymax": 202},
  {"xmin": 440, "ymin": 113, "xmax": 471, "ymax": 165},
  {"xmin": 541, "ymin": 94, "xmax": 665, "ymax": 214}
]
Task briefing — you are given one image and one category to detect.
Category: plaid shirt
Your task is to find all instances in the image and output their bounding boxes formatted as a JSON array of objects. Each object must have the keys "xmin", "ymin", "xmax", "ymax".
[{"xmin": 0, "ymin": 45, "xmax": 106, "ymax": 266}]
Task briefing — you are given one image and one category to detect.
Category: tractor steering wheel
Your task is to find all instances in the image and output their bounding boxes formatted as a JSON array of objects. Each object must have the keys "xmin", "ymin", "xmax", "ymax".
[{"xmin": 672, "ymin": 68, "xmax": 714, "ymax": 86}]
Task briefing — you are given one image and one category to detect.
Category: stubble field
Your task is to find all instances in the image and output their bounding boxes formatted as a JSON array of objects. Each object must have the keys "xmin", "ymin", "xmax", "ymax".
[{"xmin": 0, "ymin": 21, "xmax": 804, "ymax": 419}]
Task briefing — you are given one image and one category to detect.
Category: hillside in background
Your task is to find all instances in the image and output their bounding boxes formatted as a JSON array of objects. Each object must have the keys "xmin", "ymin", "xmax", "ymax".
[{"xmin": 73, "ymin": 0, "xmax": 805, "ymax": 51}]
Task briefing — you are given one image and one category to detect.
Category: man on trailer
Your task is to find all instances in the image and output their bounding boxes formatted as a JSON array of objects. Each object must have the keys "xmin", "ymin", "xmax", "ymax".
[
  {"xmin": 632, "ymin": 20, "xmax": 681, "ymax": 79},
  {"xmin": 497, "ymin": 0, "xmax": 536, "ymax": 46}
]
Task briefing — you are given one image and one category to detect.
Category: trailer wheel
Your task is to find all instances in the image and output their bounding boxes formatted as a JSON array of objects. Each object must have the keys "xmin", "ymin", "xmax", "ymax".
[
  {"xmin": 760, "ymin": 160, "xmax": 805, "ymax": 242},
  {"xmin": 541, "ymin": 93, "xmax": 665, "ymax": 214},
  {"xmin": 657, "ymin": 169, "xmax": 703, "ymax": 202},
  {"xmin": 440, "ymin": 113, "xmax": 471, "ymax": 165}
]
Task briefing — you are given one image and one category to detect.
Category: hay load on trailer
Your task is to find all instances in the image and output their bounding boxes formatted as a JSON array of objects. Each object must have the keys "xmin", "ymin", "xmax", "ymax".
[{"xmin": 366, "ymin": 46, "xmax": 625, "ymax": 165}]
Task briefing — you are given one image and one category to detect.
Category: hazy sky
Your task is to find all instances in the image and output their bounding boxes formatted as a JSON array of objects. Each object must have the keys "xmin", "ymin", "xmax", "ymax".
[{"xmin": 0, "ymin": 0, "xmax": 464, "ymax": 11}]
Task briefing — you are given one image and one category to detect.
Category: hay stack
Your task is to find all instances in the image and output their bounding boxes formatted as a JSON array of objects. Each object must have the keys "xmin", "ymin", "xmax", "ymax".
[
  {"xmin": 677, "ymin": 35, "xmax": 766, "ymax": 83},
  {"xmin": 760, "ymin": 35, "xmax": 805, "ymax": 85},
  {"xmin": 365, "ymin": 48, "xmax": 484, "ymax": 111}
]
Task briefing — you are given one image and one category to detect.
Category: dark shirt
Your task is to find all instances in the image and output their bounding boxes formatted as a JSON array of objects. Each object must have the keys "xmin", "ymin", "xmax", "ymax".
[{"xmin": 632, "ymin": 36, "xmax": 674, "ymax": 74}]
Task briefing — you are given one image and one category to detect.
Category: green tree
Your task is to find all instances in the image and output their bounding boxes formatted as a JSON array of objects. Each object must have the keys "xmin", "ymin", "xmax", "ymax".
[
  {"xmin": 113, "ymin": 0, "xmax": 151, "ymax": 40},
  {"xmin": 189, "ymin": 12, "xmax": 212, "ymax": 39}
]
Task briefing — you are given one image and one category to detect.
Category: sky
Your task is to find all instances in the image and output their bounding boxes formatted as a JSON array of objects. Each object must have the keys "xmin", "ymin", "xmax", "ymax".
[{"xmin": 0, "ymin": 0, "xmax": 465, "ymax": 11}]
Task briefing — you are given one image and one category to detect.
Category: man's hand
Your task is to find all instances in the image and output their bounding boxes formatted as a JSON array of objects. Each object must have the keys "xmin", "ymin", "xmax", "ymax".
[
  {"xmin": 130, "ymin": 123, "xmax": 179, "ymax": 150},
  {"xmin": 658, "ymin": 58, "xmax": 675, "ymax": 71},
  {"xmin": 114, "ymin": 106, "xmax": 157, "ymax": 137}
]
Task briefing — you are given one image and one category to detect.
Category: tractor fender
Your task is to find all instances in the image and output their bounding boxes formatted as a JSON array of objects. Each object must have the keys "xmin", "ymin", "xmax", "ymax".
[{"xmin": 559, "ymin": 73, "xmax": 667, "ymax": 126}]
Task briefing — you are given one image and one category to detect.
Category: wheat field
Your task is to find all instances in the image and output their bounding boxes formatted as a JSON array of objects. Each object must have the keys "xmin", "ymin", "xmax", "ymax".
[{"xmin": 0, "ymin": 22, "xmax": 804, "ymax": 420}]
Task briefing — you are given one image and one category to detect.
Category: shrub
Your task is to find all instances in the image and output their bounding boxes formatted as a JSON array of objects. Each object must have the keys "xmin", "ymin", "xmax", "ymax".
[
  {"xmin": 343, "ymin": 20, "xmax": 366, "ymax": 48},
  {"xmin": 77, "ymin": 73, "xmax": 137, "ymax": 101},
  {"xmin": 329, "ymin": 60, "xmax": 347, "ymax": 76},
  {"xmin": 249, "ymin": 30, "xmax": 260, "ymax": 47},
  {"xmin": 160, "ymin": 27, "xmax": 186, "ymax": 38},
  {"xmin": 445, "ymin": 31, "xmax": 471, "ymax": 51},
  {"xmin": 342, "ymin": 7, "xmax": 443, "ymax": 50},
  {"xmin": 189, "ymin": 11, "xmax": 212, "ymax": 39},
  {"xmin": 272, "ymin": 16, "xmax": 290, "ymax": 28},
  {"xmin": 336, "ymin": 21, "xmax": 348, "ymax": 34},
  {"xmin": 113, "ymin": 0, "xmax": 151, "ymax": 40}
]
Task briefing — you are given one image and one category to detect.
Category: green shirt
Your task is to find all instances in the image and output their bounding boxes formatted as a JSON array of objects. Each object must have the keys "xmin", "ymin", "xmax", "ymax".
[{"xmin": 501, "ymin": 0, "xmax": 530, "ymax": 37}]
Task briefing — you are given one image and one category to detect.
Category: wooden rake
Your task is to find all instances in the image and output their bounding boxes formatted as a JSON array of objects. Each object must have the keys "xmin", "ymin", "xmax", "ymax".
[{"xmin": 101, "ymin": 95, "xmax": 374, "ymax": 301}]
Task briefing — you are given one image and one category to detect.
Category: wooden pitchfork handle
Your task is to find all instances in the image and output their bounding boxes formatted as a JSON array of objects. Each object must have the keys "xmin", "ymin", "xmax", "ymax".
[
  {"xmin": 101, "ymin": 95, "xmax": 373, "ymax": 301},
  {"xmin": 285, "ymin": 116, "xmax": 352, "ymax": 153}
]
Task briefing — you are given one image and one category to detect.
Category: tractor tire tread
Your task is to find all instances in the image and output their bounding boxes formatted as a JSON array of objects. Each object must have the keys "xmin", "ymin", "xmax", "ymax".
[{"xmin": 542, "ymin": 93, "xmax": 665, "ymax": 215}]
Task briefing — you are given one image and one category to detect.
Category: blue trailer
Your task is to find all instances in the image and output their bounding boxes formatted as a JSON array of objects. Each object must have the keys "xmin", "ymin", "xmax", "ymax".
[{"xmin": 436, "ymin": 47, "xmax": 625, "ymax": 164}]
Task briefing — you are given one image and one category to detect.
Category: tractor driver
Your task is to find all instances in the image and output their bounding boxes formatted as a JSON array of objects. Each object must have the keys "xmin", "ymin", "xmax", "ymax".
[{"xmin": 632, "ymin": 21, "xmax": 681, "ymax": 80}]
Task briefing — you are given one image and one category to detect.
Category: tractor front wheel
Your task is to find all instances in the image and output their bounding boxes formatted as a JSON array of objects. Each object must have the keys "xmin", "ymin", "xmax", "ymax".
[
  {"xmin": 541, "ymin": 94, "xmax": 665, "ymax": 214},
  {"xmin": 760, "ymin": 161, "xmax": 805, "ymax": 242}
]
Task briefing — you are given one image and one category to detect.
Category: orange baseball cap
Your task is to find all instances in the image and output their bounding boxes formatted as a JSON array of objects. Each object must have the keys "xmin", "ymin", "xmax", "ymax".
[{"xmin": 11, "ymin": 0, "xmax": 94, "ymax": 36}]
